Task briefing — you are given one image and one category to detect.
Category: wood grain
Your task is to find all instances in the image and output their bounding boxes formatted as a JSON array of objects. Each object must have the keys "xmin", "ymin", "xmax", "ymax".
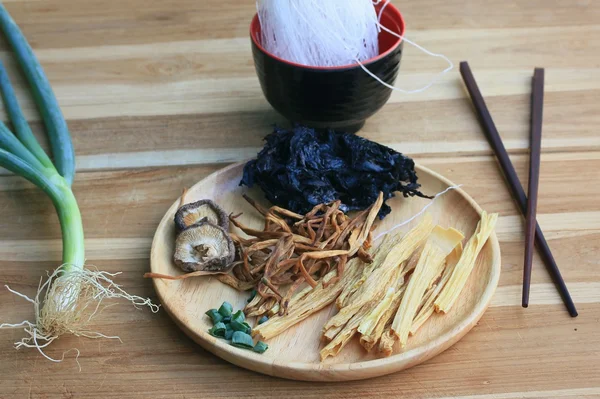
[{"xmin": 0, "ymin": 0, "xmax": 598, "ymax": 396}]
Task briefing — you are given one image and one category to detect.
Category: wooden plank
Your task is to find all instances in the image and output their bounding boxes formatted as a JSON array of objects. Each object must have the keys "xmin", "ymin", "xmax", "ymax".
[
  {"xmin": 2, "ymin": 154, "xmax": 599, "ymax": 237},
  {"xmin": 0, "ymin": 305, "xmax": 597, "ymax": 398},
  {"xmin": 0, "ymin": 90, "xmax": 598, "ymax": 175},
  {"xmin": 0, "ymin": 0, "xmax": 598, "ymax": 50}
]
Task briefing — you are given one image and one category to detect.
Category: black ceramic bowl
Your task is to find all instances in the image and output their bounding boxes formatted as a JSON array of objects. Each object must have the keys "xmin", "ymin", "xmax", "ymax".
[{"xmin": 250, "ymin": 3, "xmax": 405, "ymax": 132}]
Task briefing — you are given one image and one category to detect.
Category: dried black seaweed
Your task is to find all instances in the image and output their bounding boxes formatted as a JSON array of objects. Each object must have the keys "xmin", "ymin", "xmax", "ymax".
[{"xmin": 241, "ymin": 126, "xmax": 429, "ymax": 218}]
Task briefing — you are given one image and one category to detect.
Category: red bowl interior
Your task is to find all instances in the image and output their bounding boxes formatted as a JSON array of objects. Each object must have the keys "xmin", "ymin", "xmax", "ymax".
[{"xmin": 250, "ymin": 2, "xmax": 406, "ymax": 70}]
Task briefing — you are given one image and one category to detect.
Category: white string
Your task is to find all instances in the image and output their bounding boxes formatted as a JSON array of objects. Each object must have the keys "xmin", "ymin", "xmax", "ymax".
[
  {"xmin": 376, "ymin": 0, "xmax": 389, "ymax": 26},
  {"xmin": 354, "ymin": 18, "xmax": 454, "ymax": 94},
  {"xmin": 374, "ymin": 185, "xmax": 462, "ymax": 242}
]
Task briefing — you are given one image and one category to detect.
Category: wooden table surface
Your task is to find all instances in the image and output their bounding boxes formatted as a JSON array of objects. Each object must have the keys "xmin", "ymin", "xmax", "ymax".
[{"xmin": 0, "ymin": 1, "xmax": 599, "ymax": 398}]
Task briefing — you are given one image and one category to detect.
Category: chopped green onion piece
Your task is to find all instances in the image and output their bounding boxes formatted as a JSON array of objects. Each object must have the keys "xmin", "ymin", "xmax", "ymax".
[
  {"xmin": 230, "ymin": 320, "xmax": 251, "ymax": 334},
  {"xmin": 218, "ymin": 301, "xmax": 233, "ymax": 317},
  {"xmin": 209, "ymin": 322, "xmax": 227, "ymax": 338},
  {"xmin": 222, "ymin": 316, "xmax": 231, "ymax": 323},
  {"xmin": 247, "ymin": 289, "xmax": 257, "ymax": 303},
  {"xmin": 258, "ymin": 316, "xmax": 268, "ymax": 324},
  {"xmin": 232, "ymin": 310, "xmax": 245, "ymax": 323},
  {"xmin": 231, "ymin": 331, "xmax": 254, "ymax": 349},
  {"xmin": 253, "ymin": 341, "xmax": 268, "ymax": 354},
  {"xmin": 224, "ymin": 327, "xmax": 234, "ymax": 340},
  {"xmin": 205, "ymin": 309, "xmax": 223, "ymax": 324}
]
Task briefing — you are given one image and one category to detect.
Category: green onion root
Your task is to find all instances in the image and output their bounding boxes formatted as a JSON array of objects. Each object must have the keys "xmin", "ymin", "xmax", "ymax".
[{"xmin": 1, "ymin": 267, "xmax": 160, "ymax": 363}]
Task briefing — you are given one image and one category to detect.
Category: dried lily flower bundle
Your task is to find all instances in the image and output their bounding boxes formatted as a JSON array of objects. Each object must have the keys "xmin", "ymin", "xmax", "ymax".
[{"xmin": 225, "ymin": 192, "xmax": 384, "ymax": 317}]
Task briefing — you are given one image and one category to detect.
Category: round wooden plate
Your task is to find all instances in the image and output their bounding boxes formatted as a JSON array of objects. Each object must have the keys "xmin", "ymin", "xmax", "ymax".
[{"xmin": 150, "ymin": 162, "xmax": 501, "ymax": 381}]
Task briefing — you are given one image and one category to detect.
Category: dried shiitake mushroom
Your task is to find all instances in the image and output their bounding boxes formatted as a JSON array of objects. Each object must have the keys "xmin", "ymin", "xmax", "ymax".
[
  {"xmin": 173, "ymin": 221, "xmax": 235, "ymax": 272},
  {"xmin": 174, "ymin": 199, "xmax": 229, "ymax": 232}
]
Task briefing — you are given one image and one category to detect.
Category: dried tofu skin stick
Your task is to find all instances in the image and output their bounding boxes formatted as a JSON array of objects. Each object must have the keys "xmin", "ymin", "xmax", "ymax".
[
  {"xmin": 269, "ymin": 283, "xmax": 319, "ymax": 316},
  {"xmin": 401, "ymin": 244, "xmax": 423, "ymax": 278},
  {"xmin": 253, "ymin": 272, "xmax": 341, "ymax": 340},
  {"xmin": 357, "ymin": 287, "xmax": 395, "ymax": 336},
  {"xmin": 416, "ymin": 283, "xmax": 438, "ymax": 315},
  {"xmin": 323, "ymin": 214, "xmax": 434, "ymax": 334},
  {"xmin": 322, "ymin": 259, "xmax": 403, "ymax": 336},
  {"xmin": 359, "ymin": 284, "xmax": 405, "ymax": 352},
  {"xmin": 410, "ymin": 243, "xmax": 463, "ymax": 335},
  {"xmin": 378, "ymin": 327, "xmax": 398, "ymax": 357},
  {"xmin": 323, "ymin": 324, "xmax": 344, "ymax": 342},
  {"xmin": 434, "ymin": 212, "xmax": 498, "ymax": 314},
  {"xmin": 267, "ymin": 304, "xmax": 279, "ymax": 317},
  {"xmin": 336, "ymin": 234, "xmax": 397, "ymax": 309},
  {"xmin": 289, "ymin": 285, "xmax": 314, "ymax": 307},
  {"xmin": 358, "ymin": 275, "xmax": 402, "ymax": 337},
  {"xmin": 253, "ymin": 254, "xmax": 364, "ymax": 340},
  {"xmin": 320, "ymin": 301, "xmax": 375, "ymax": 361},
  {"xmin": 391, "ymin": 226, "xmax": 464, "ymax": 347}
]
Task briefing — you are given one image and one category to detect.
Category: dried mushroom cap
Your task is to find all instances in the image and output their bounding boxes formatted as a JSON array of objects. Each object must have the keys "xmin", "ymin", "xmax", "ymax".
[
  {"xmin": 173, "ymin": 221, "xmax": 235, "ymax": 272},
  {"xmin": 174, "ymin": 199, "xmax": 229, "ymax": 232}
]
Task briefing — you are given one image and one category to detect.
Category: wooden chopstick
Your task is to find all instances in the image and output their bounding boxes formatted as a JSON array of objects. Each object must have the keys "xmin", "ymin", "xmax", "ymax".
[
  {"xmin": 459, "ymin": 61, "xmax": 578, "ymax": 317},
  {"xmin": 523, "ymin": 68, "xmax": 544, "ymax": 308}
]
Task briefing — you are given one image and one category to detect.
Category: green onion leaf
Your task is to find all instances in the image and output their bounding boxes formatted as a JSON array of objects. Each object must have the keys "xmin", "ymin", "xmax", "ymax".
[
  {"xmin": 231, "ymin": 310, "xmax": 245, "ymax": 323},
  {"xmin": 0, "ymin": 122, "xmax": 46, "ymax": 172},
  {"xmin": 205, "ymin": 309, "xmax": 223, "ymax": 324},
  {"xmin": 0, "ymin": 61, "xmax": 53, "ymax": 170},
  {"xmin": 253, "ymin": 341, "xmax": 268, "ymax": 354},
  {"xmin": 231, "ymin": 331, "xmax": 254, "ymax": 349},
  {"xmin": 218, "ymin": 302, "xmax": 233, "ymax": 317},
  {"xmin": 0, "ymin": 4, "xmax": 75, "ymax": 185},
  {"xmin": 243, "ymin": 322, "xmax": 252, "ymax": 334},
  {"xmin": 258, "ymin": 316, "xmax": 268, "ymax": 325},
  {"xmin": 208, "ymin": 322, "xmax": 227, "ymax": 338},
  {"xmin": 229, "ymin": 320, "xmax": 251, "ymax": 334},
  {"xmin": 247, "ymin": 289, "xmax": 257, "ymax": 303}
]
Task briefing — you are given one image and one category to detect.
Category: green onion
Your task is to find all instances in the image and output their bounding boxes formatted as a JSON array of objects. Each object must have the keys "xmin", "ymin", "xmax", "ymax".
[
  {"xmin": 224, "ymin": 326, "xmax": 234, "ymax": 340},
  {"xmin": 247, "ymin": 289, "xmax": 257, "ymax": 303},
  {"xmin": 258, "ymin": 316, "xmax": 269, "ymax": 325},
  {"xmin": 229, "ymin": 320, "xmax": 251, "ymax": 334},
  {"xmin": 231, "ymin": 331, "xmax": 254, "ymax": 349},
  {"xmin": 208, "ymin": 322, "xmax": 227, "ymax": 338},
  {"xmin": 253, "ymin": 341, "xmax": 268, "ymax": 354},
  {"xmin": 231, "ymin": 310, "xmax": 245, "ymax": 323},
  {"xmin": 0, "ymin": 6, "xmax": 157, "ymax": 359},
  {"xmin": 205, "ymin": 309, "xmax": 223, "ymax": 324},
  {"xmin": 218, "ymin": 302, "xmax": 233, "ymax": 317}
]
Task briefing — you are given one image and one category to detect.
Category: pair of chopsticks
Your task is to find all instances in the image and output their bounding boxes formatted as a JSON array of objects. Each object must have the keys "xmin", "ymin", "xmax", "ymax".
[{"xmin": 460, "ymin": 62, "xmax": 578, "ymax": 317}]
